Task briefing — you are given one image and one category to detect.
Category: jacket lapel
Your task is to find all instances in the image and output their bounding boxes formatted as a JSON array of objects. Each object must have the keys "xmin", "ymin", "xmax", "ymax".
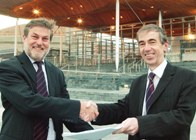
[
  {"xmin": 16, "ymin": 52, "xmax": 36, "ymax": 84},
  {"xmin": 149, "ymin": 63, "xmax": 175, "ymax": 110},
  {"xmin": 45, "ymin": 61, "xmax": 55, "ymax": 96},
  {"xmin": 138, "ymin": 74, "xmax": 148, "ymax": 115}
]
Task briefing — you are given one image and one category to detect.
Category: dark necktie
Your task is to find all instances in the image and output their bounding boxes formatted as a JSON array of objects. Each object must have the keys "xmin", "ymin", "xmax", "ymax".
[
  {"xmin": 33, "ymin": 61, "xmax": 49, "ymax": 140},
  {"xmin": 146, "ymin": 72, "xmax": 156, "ymax": 112}
]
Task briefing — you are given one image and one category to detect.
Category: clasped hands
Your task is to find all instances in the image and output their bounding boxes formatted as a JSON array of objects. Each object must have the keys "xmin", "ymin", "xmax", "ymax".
[{"xmin": 80, "ymin": 100, "xmax": 99, "ymax": 122}]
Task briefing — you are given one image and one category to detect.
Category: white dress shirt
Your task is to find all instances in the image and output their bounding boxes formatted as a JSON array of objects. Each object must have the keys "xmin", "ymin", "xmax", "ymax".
[
  {"xmin": 142, "ymin": 60, "xmax": 167, "ymax": 115},
  {"xmin": 28, "ymin": 56, "xmax": 56, "ymax": 140}
]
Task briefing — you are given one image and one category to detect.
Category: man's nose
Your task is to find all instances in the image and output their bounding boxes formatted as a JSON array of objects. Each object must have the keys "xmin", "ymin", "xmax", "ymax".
[
  {"xmin": 143, "ymin": 43, "xmax": 151, "ymax": 50},
  {"xmin": 36, "ymin": 38, "xmax": 43, "ymax": 45}
]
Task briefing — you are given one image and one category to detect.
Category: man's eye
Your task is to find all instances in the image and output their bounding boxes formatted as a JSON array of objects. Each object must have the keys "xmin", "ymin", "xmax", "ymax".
[
  {"xmin": 149, "ymin": 41, "xmax": 156, "ymax": 45},
  {"xmin": 32, "ymin": 36, "xmax": 38, "ymax": 39},
  {"xmin": 43, "ymin": 38, "xmax": 49, "ymax": 41},
  {"xmin": 139, "ymin": 43, "xmax": 145, "ymax": 47}
]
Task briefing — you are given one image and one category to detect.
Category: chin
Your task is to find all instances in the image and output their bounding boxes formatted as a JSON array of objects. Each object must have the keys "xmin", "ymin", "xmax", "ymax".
[
  {"xmin": 145, "ymin": 59, "xmax": 155, "ymax": 65},
  {"xmin": 31, "ymin": 53, "xmax": 44, "ymax": 61}
]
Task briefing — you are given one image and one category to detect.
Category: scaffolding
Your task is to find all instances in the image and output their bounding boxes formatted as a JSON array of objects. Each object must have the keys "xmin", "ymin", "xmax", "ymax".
[{"xmin": 0, "ymin": 15, "xmax": 196, "ymax": 73}]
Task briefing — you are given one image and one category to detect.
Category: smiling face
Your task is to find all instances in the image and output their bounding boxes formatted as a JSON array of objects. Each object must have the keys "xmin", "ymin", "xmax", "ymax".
[
  {"xmin": 23, "ymin": 26, "xmax": 51, "ymax": 61},
  {"xmin": 138, "ymin": 30, "xmax": 168, "ymax": 70}
]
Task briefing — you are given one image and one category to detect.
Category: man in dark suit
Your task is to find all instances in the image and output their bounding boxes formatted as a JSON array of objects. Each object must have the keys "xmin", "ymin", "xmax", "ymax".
[
  {"xmin": 92, "ymin": 24, "xmax": 196, "ymax": 140},
  {"xmin": 0, "ymin": 18, "xmax": 98, "ymax": 140}
]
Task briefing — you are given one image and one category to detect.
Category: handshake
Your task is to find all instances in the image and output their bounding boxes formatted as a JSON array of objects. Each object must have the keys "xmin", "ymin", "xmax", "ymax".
[{"xmin": 80, "ymin": 101, "xmax": 98, "ymax": 122}]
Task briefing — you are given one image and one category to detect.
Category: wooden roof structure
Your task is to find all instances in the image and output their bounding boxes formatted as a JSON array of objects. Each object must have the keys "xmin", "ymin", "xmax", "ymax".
[{"xmin": 0, "ymin": 0, "xmax": 196, "ymax": 37}]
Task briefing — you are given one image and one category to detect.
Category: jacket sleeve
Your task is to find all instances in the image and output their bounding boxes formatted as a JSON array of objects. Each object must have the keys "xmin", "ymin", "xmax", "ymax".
[
  {"xmin": 0, "ymin": 59, "xmax": 81, "ymax": 121},
  {"xmin": 63, "ymin": 119, "xmax": 93, "ymax": 132}
]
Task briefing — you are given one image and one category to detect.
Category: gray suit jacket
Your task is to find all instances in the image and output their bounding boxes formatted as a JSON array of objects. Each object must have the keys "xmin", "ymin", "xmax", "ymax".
[
  {"xmin": 93, "ymin": 63, "xmax": 196, "ymax": 140},
  {"xmin": 0, "ymin": 52, "xmax": 93, "ymax": 140}
]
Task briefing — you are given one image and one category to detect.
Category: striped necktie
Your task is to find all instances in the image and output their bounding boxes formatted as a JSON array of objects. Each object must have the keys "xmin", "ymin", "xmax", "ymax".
[
  {"xmin": 146, "ymin": 72, "xmax": 156, "ymax": 112},
  {"xmin": 33, "ymin": 61, "xmax": 49, "ymax": 140}
]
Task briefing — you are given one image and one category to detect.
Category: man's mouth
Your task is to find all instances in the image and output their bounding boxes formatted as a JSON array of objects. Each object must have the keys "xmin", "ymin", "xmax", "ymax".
[
  {"xmin": 145, "ymin": 53, "xmax": 154, "ymax": 56},
  {"xmin": 33, "ymin": 46, "xmax": 44, "ymax": 50}
]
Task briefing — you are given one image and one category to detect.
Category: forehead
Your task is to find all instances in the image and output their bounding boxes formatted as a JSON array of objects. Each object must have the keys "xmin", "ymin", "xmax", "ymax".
[
  {"xmin": 29, "ymin": 26, "xmax": 50, "ymax": 36},
  {"xmin": 138, "ymin": 30, "xmax": 160, "ymax": 42}
]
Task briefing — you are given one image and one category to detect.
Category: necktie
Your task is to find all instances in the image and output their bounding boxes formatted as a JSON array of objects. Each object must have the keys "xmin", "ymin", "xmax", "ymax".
[
  {"xmin": 146, "ymin": 72, "xmax": 156, "ymax": 112},
  {"xmin": 33, "ymin": 61, "xmax": 49, "ymax": 140}
]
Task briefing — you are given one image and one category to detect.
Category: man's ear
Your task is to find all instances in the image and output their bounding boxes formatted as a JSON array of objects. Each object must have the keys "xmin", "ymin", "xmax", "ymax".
[
  {"xmin": 163, "ymin": 41, "xmax": 169, "ymax": 53},
  {"xmin": 22, "ymin": 35, "xmax": 26, "ymax": 41}
]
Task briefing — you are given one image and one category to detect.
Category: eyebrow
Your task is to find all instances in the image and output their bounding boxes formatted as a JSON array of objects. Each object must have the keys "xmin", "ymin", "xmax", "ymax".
[
  {"xmin": 138, "ymin": 38, "xmax": 156, "ymax": 43},
  {"xmin": 31, "ymin": 32, "xmax": 49, "ymax": 38},
  {"xmin": 31, "ymin": 32, "xmax": 39, "ymax": 36},
  {"xmin": 148, "ymin": 39, "xmax": 156, "ymax": 42}
]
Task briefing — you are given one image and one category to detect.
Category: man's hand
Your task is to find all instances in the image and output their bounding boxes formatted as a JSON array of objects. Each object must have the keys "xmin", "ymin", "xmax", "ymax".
[
  {"xmin": 113, "ymin": 117, "xmax": 139, "ymax": 136},
  {"xmin": 80, "ymin": 100, "xmax": 99, "ymax": 122}
]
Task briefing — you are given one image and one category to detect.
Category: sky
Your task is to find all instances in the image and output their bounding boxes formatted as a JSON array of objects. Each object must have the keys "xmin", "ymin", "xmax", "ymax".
[{"xmin": 0, "ymin": 14, "xmax": 29, "ymax": 30}]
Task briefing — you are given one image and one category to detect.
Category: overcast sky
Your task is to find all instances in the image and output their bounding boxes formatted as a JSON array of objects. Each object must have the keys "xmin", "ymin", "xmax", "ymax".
[{"xmin": 0, "ymin": 15, "xmax": 29, "ymax": 30}]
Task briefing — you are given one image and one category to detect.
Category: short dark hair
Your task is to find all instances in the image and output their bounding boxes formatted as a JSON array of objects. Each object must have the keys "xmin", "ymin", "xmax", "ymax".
[{"xmin": 24, "ymin": 18, "xmax": 56, "ymax": 41}]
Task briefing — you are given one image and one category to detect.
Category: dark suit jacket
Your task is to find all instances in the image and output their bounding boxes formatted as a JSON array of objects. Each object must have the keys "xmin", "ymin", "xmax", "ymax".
[
  {"xmin": 0, "ymin": 52, "xmax": 93, "ymax": 140},
  {"xmin": 93, "ymin": 63, "xmax": 196, "ymax": 140}
]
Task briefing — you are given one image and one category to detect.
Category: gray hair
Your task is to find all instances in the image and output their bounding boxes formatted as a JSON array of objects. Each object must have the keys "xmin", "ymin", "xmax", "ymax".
[
  {"xmin": 136, "ymin": 24, "xmax": 168, "ymax": 44},
  {"xmin": 24, "ymin": 18, "xmax": 56, "ymax": 41}
]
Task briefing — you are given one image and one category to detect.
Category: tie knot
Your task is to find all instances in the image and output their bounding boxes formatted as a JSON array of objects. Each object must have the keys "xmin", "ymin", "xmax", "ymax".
[
  {"xmin": 34, "ymin": 61, "xmax": 43, "ymax": 68},
  {"xmin": 149, "ymin": 72, "xmax": 155, "ymax": 81}
]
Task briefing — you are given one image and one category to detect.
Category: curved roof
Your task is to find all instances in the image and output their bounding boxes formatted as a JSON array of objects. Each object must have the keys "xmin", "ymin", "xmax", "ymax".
[{"xmin": 0, "ymin": 0, "xmax": 196, "ymax": 37}]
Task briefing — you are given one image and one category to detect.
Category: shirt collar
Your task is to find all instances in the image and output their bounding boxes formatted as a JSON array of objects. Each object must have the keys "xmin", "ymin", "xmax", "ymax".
[
  {"xmin": 148, "ymin": 59, "xmax": 167, "ymax": 79},
  {"xmin": 26, "ymin": 53, "xmax": 45, "ymax": 64}
]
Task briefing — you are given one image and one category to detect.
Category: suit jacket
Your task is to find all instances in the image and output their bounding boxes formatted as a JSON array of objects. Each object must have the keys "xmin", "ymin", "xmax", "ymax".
[
  {"xmin": 93, "ymin": 63, "xmax": 196, "ymax": 140},
  {"xmin": 0, "ymin": 52, "xmax": 93, "ymax": 140}
]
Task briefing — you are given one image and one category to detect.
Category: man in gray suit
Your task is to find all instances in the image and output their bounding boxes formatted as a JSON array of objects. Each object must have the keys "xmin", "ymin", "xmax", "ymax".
[
  {"xmin": 92, "ymin": 24, "xmax": 196, "ymax": 140},
  {"xmin": 0, "ymin": 18, "xmax": 98, "ymax": 140}
]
